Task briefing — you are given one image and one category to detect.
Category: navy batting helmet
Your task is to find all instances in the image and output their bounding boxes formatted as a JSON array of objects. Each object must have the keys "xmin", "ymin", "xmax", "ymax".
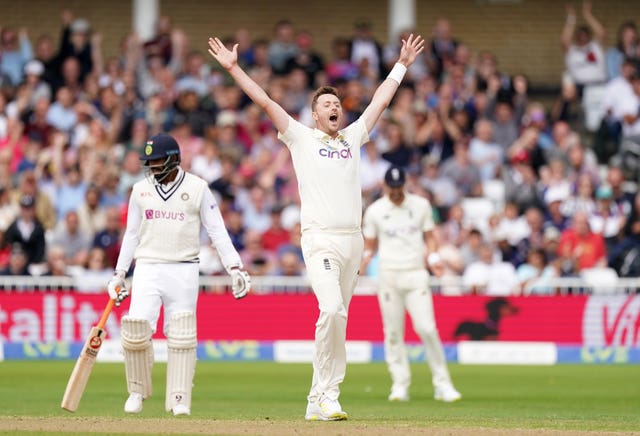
[
  {"xmin": 384, "ymin": 165, "xmax": 406, "ymax": 188},
  {"xmin": 141, "ymin": 133, "xmax": 181, "ymax": 184}
]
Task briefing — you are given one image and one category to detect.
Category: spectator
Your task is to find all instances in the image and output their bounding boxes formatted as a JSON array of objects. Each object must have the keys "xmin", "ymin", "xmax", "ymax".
[
  {"xmin": 268, "ymin": 19, "xmax": 298, "ymax": 75},
  {"xmin": 0, "ymin": 184, "xmax": 18, "ymax": 232},
  {"xmin": 261, "ymin": 205, "xmax": 290, "ymax": 253},
  {"xmin": 224, "ymin": 206, "xmax": 245, "ymax": 252},
  {"xmin": 349, "ymin": 18, "xmax": 385, "ymax": 82},
  {"xmin": 10, "ymin": 169, "xmax": 56, "ymax": 231},
  {"xmin": 0, "ymin": 243, "xmax": 30, "ymax": 276},
  {"xmin": 42, "ymin": 244, "xmax": 70, "ymax": 277},
  {"xmin": 4, "ymin": 194, "xmax": 46, "ymax": 268},
  {"xmin": 561, "ymin": 1, "xmax": 607, "ymax": 96},
  {"xmin": 588, "ymin": 184, "xmax": 626, "ymax": 253},
  {"xmin": 605, "ymin": 21, "xmax": 639, "ymax": 80},
  {"xmin": 440, "ymin": 137, "xmax": 482, "ymax": 197},
  {"xmin": 516, "ymin": 248, "xmax": 557, "ymax": 295},
  {"xmin": 381, "ymin": 119, "xmax": 413, "ymax": 168},
  {"xmin": 284, "ymin": 30, "xmax": 325, "ymax": 89},
  {"xmin": 55, "ymin": 11, "xmax": 95, "ymax": 83},
  {"xmin": 459, "ymin": 227, "xmax": 484, "ymax": 267},
  {"xmin": 558, "ymin": 211, "xmax": 607, "ymax": 275},
  {"xmin": 427, "ymin": 18, "xmax": 458, "ymax": 80},
  {"xmin": 46, "ymin": 86, "xmax": 77, "ymax": 133},
  {"xmin": 0, "ymin": 26, "xmax": 33, "ymax": 86},
  {"xmin": 360, "ymin": 140, "xmax": 389, "ymax": 204},
  {"xmin": 469, "ymin": 119, "xmax": 502, "ymax": 181},
  {"xmin": 325, "ymin": 37, "xmax": 359, "ymax": 85},
  {"xmin": 92, "ymin": 206, "xmax": 122, "ymax": 269},
  {"xmin": 118, "ymin": 149, "xmax": 145, "ymax": 195},
  {"xmin": 143, "ymin": 15, "xmax": 174, "ymax": 65},
  {"xmin": 74, "ymin": 246, "xmax": 112, "ymax": 293},
  {"xmin": 48, "ymin": 209, "xmax": 91, "ymax": 267},
  {"xmin": 272, "ymin": 248, "xmax": 305, "ymax": 277},
  {"xmin": 76, "ymin": 183, "xmax": 106, "ymax": 237},
  {"xmin": 384, "ymin": 29, "xmax": 429, "ymax": 82},
  {"xmin": 419, "ymin": 155, "xmax": 458, "ymax": 213},
  {"xmin": 240, "ymin": 229, "xmax": 275, "ymax": 276},
  {"xmin": 503, "ymin": 148, "xmax": 541, "ymax": 214},
  {"xmin": 0, "ymin": 229, "xmax": 9, "ymax": 269},
  {"xmin": 561, "ymin": 172, "xmax": 596, "ymax": 217},
  {"xmin": 462, "ymin": 243, "xmax": 519, "ymax": 295}
]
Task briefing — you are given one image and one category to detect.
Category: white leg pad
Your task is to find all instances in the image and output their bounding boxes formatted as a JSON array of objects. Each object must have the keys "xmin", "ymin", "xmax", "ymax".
[
  {"xmin": 121, "ymin": 317, "xmax": 154, "ymax": 399},
  {"xmin": 165, "ymin": 312, "xmax": 197, "ymax": 412}
]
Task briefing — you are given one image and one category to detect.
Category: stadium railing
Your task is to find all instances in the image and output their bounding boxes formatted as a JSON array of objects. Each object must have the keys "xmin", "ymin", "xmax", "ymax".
[{"xmin": 0, "ymin": 275, "xmax": 638, "ymax": 295}]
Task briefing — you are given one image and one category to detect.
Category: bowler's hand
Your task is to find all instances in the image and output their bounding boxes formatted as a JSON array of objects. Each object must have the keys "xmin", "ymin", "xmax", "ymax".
[
  {"xmin": 397, "ymin": 34, "xmax": 425, "ymax": 68},
  {"xmin": 107, "ymin": 270, "xmax": 129, "ymax": 306},
  {"xmin": 208, "ymin": 37, "xmax": 238, "ymax": 70},
  {"xmin": 230, "ymin": 268, "xmax": 251, "ymax": 299}
]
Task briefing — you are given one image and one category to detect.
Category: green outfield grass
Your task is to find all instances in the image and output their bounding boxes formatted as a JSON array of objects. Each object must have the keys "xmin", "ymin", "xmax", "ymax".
[{"xmin": 1, "ymin": 361, "xmax": 639, "ymax": 434}]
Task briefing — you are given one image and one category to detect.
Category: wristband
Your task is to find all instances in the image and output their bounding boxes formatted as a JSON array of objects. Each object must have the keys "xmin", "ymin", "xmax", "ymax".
[
  {"xmin": 363, "ymin": 250, "xmax": 374, "ymax": 259},
  {"xmin": 566, "ymin": 15, "xmax": 576, "ymax": 25},
  {"xmin": 387, "ymin": 63, "xmax": 407, "ymax": 84},
  {"xmin": 427, "ymin": 252, "xmax": 442, "ymax": 266}
]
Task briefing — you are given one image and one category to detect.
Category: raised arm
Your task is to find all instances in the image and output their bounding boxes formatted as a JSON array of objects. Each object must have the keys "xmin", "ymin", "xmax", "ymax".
[
  {"xmin": 208, "ymin": 37, "xmax": 289, "ymax": 133},
  {"xmin": 582, "ymin": 1, "xmax": 605, "ymax": 44},
  {"xmin": 361, "ymin": 34, "xmax": 425, "ymax": 133},
  {"xmin": 561, "ymin": 5, "xmax": 576, "ymax": 52}
]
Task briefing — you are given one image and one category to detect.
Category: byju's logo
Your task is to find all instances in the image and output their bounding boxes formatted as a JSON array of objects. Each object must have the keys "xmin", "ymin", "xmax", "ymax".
[
  {"xmin": 144, "ymin": 209, "xmax": 185, "ymax": 221},
  {"xmin": 319, "ymin": 147, "xmax": 353, "ymax": 159}
]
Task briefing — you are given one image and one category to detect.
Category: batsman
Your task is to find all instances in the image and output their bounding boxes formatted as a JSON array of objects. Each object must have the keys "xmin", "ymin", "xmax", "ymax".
[{"xmin": 107, "ymin": 133, "xmax": 250, "ymax": 416}]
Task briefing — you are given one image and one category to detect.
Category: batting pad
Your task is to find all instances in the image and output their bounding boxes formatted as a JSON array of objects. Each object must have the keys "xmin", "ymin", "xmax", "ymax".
[
  {"xmin": 121, "ymin": 317, "xmax": 153, "ymax": 399},
  {"xmin": 165, "ymin": 312, "xmax": 197, "ymax": 412}
]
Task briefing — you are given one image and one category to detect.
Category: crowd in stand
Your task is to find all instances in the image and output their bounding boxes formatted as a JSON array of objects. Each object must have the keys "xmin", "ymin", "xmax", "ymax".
[{"xmin": 1, "ymin": 5, "xmax": 640, "ymax": 295}]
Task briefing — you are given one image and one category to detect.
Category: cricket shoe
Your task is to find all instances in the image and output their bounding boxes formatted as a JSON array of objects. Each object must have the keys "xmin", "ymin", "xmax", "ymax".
[
  {"xmin": 434, "ymin": 385, "xmax": 462, "ymax": 403},
  {"xmin": 305, "ymin": 396, "xmax": 348, "ymax": 421},
  {"xmin": 172, "ymin": 404, "xmax": 191, "ymax": 416},
  {"xmin": 388, "ymin": 386, "xmax": 409, "ymax": 402},
  {"xmin": 124, "ymin": 392, "xmax": 144, "ymax": 413}
]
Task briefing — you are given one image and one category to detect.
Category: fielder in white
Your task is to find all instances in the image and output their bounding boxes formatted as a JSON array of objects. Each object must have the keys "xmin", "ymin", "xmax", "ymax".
[
  {"xmin": 361, "ymin": 165, "xmax": 461, "ymax": 402},
  {"xmin": 208, "ymin": 33, "xmax": 424, "ymax": 420},
  {"xmin": 106, "ymin": 133, "xmax": 251, "ymax": 416}
]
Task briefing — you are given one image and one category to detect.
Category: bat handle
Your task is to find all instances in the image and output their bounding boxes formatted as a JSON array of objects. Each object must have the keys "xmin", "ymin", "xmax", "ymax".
[{"xmin": 97, "ymin": 298, "xmax": 115, "ymax": 330}]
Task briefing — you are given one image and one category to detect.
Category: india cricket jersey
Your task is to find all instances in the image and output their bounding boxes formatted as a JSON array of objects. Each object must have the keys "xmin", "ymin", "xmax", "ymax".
[{"xmin": 278, "ymin": 116, "xmax": 369, "ymax": 233}]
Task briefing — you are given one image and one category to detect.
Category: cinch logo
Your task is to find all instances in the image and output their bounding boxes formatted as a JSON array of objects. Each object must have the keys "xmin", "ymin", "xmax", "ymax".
[
  {"xmin": 144, "ymin": 209, "xmax": 185, "ymax": 221},
  {"xmin": 319, "ymin": 147, "xmax": 353, "ymax": 159}
]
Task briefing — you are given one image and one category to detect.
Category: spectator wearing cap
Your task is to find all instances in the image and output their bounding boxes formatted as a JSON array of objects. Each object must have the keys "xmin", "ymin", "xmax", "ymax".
[
  {"xmin": 21, "ymin": 60, "xmax": 52, "ymax": 108},
  {"xmin": 55, "ymin": 11, "xmax": 94, "ymax": 83},
  {"xmin": 589, "ymin": 184, "xmax": 625, "ymax": 253},
  {"xmin": 11, "ymin": 169, "xmax": 56, "ymax": 231},
  {"xmin": 0, "ymin": 26, "xmax": 34, "ymax": 86},
  {"xmin": 542, "ymin": 186, "xmax": 571, "ymax": 233},
  {"xmin": 0, "ymin": 243, "xmax": 30, "ymax": 276},
  {"xmin": 4, "ymin": 194, "xmax": 46, "ymax": 267}
]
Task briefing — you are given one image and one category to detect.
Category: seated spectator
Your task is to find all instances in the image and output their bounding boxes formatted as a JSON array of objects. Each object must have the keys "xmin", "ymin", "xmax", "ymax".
[
  {"xmin": 588, "ymin": 184, "xmax": 626, "ymax": 253},
  {"xmin": 503, "ymin": 148, "xmax": 542, "ymax": 214},
  {"xmin": 419, "ymin": 155, "xmax": 459, "ymax": 214},
  {"xmin": 240, "ymin": 229, "xmax": 275, "ymax": 276},
  {"xmin": 561, "ymin": 173, "xmax": 596, "ymax": 217},
  {"xmin": 439, "ymin": 202, "xmax": 470, "ymax": 247},
  {"xmin": 462, "ymin": 243, "xmax": 519, "ymax": 295},
  {"xmin": 74, "ymin": 246, "xmax": 112, "ymax": 293},
  {"xmin": 42, "ymin": 245, "xmax": 71, "ymax": 277},
  {"xmin": 0, "ymin": 184, "xmax": 18, "ymax": 232},
  {"xmin": 272, "ymin": 248, "xmax": 305, "ymax": 277},
  {"xmin": 0, "ymin": 243, "xmax": 30, "ymax": 276},
  {"xmin": 605, "ymin": 21, "xmax": 639, "ymax": 80},
  {"xmin": 558, "ymin": 211, "xmax": 607, "ymax": 276},
  {"xmin": 516, "ymin": 248, "xmax": 557, "ymax": 295},
  {"xmin": 93, "ymin": 206, "xmax": 122, "ymax": 268},
  {"xmin": 277, "ymin": 221, "xmax": 303, "ymax": 263},
  {"xmin": 49, "ymin": 209, "xmax": 91, "ymax": 267},
  {"xmin": 459, "ymin": 228, "xmax": 484, "ymax": 268},
  {"xmin": 261, "ymin": 205, "xmax": 290, "ymax": 253},
  {"xmin": 4, "ymin": 194, "xmax": 46, "ymax": 268},
  {"xmin": 224, "ymin": 206, "xmax": 245, "ymax": 252}
]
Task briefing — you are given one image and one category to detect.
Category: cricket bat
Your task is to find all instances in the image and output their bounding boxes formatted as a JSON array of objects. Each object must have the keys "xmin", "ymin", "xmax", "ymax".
[{"xmin": 61, "ymin": 296, "xmax": 116, "ymax": 412}]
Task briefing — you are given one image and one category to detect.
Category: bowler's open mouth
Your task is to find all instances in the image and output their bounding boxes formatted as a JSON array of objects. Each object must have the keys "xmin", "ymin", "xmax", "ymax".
[{"xmin": 329, "ymin": 114, "xmax": 338, "ymax": 122}]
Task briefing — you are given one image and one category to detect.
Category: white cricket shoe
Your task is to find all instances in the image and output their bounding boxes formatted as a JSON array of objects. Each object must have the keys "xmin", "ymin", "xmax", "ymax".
[
  {"xmin": 388, "ymin": 386, "xmax": 409, "ymax": 402},
  {"xmin": 172, "ymin": 404, "xmax": 191, "ymax": 416},
  {"xmin": 305, "ymin": 396, "xmax": 348, "ymax": 421},
  {"xmin": 434, "ymin": 385, "xmax": 462, "ymax": 403},
  {"xmin": 124, "ymin": 393, "xmax": 143, "ymax": 413}
]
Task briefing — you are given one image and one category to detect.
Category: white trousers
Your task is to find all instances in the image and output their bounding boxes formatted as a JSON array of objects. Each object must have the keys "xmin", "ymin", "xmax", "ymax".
[
  {"xmin": 301, "ymin": 231, "xmax": 363, "ymax": 402},
  {"xmin": 127, "ymin": 262, "xmax": 200, "ymax": 334},
  {"xmin": 378, "ymin": 268, "xmax": 452, "ymax": 391}
]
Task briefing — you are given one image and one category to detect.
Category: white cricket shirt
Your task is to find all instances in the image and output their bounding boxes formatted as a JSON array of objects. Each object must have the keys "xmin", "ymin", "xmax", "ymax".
[
  {"xmin": 362, "ymin": 193, "xmax": 435, "ymax": 270},
  {"xmin": 278, "ymin": 116, "xmax": 369, "ymax": 233},
  {"xmin": 116, "ymin": 168, "xmax": 242, "ymax": 271}
]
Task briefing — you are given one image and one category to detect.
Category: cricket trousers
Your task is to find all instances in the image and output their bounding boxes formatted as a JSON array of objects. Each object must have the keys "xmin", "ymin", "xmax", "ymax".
[
  {"xmin": 301, "ymin": 231, "xmax": 363, "ymax": 402},
  {"xmin": 378, "ymin": 268, "xmax": 452, "ymax": 392}
]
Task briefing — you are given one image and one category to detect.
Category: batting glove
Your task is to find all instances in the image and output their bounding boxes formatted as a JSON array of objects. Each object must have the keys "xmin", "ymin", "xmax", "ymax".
[
  {"xmin": 107, "ymin": 270, "xmax": 129, "ymax": 306},
  {"xmin": 230, "ymin": 268, "xmax": 251, "ymax": 299}
]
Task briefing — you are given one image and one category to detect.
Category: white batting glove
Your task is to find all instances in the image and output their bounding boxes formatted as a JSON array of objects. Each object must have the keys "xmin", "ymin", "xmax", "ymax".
[
  {"xmin": 107, "ymin": 270, "xmax": 129, "ymax": 306},
  {"xmin": 230, "ymin": 268, "xmax": 251, "ymax": 299}
]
